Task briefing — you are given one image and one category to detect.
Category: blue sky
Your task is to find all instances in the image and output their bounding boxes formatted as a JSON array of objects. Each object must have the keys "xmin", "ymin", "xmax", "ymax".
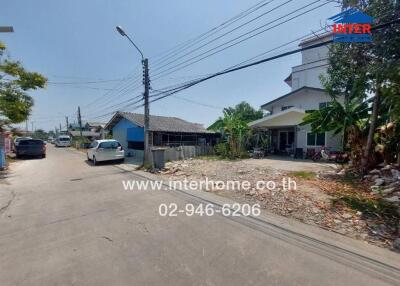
[{"xmin": 1, "ymin": 0, "xmax": 340, "ymax": 131}]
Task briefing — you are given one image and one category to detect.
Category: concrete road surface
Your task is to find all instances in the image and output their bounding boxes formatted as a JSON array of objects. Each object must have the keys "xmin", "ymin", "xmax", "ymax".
[{"xmin": 0, "ymin": 145, "xmax": 399, "ymax": 286}]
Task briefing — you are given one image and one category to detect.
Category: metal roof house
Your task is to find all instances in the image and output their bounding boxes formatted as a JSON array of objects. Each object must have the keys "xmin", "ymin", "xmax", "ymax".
[
  {"xmin": 68, "ymin": 121, "xmax": 107, "ymax": 139},
  {"xmin": 248, "ymin": 33, "xmax": 343, "ymax": 157},
  {"xmin": 105, "ymin": 111, "xmax": 218, "ymax": 157}
]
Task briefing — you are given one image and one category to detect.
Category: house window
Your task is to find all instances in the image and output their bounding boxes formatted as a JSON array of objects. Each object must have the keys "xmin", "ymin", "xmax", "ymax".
[
  {"xmin": 281, "ymin": 105, "xmax": 293, "ymax": 111},
  {"xmin": 307, "ymin": 132, "xmax": 325, "ymax": 146},
  {"xmin": 319, "ymin": 102, "xmax": 331, "ymax": 109}
]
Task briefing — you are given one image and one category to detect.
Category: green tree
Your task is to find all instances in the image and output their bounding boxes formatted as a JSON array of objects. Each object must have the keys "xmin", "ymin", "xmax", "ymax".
[
  {"xmin": 303, "ymin": 1, "xmax": 400, "ymax": 172},
  {"xmin": 0, "ymin": 42, "xmax": 47, "ymax": 129},
  {"xmin": 208, "ymin": 101, "xmax": 263, "ymax": 131},
  {"xmin": 32, "ymin": 129, "xmax": 48, "ymax": 141}
]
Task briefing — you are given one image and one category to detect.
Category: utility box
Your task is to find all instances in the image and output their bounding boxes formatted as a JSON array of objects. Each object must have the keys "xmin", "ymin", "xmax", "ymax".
[{"xmin": 151, "ymin": 148, "xmax": 166, "ymax": 169}]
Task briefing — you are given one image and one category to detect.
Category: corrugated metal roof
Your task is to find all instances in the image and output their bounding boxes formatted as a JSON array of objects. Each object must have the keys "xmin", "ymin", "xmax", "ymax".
[{"xmin": 105, "ymin": 112, "xmax": 215, "ymax": 134}]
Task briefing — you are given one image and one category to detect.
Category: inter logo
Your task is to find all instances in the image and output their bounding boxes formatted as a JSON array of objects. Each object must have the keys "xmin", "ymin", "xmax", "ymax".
[{"xmin": 329, "ymin": 8, "xmax": 373, "ymax": 43}]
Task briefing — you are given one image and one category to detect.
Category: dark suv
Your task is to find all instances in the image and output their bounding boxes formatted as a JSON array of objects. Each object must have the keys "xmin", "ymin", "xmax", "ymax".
[{"xmin": 16, "ymin": 139, "xmax": 46, "ymax": 159}]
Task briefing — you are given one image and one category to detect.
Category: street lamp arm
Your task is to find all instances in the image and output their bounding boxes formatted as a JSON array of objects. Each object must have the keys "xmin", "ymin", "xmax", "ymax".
[
  {"xmin": 125, "ymin": 34, "xmax": 144, "ymax": 61},
  {"xmin": 116, "ymin": 26, "xmax": 144, "ymax": 61}
]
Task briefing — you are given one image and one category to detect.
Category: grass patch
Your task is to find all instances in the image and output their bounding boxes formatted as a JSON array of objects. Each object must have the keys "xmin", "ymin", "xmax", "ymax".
[
  {"xmin": 337, "ymin": 195, "xmax": 400, "ymax": 219},
  {"xmin": 196, "ymin": 155, "xmax": 233, "ymax": 161},
  {"xmin": 288, "ymin": 171, "xmax": 316, "ymax": 179}
]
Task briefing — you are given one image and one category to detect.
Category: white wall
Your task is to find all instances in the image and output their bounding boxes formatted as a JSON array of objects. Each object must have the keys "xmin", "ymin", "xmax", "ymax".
[
  {"xmin": 291, "ymin": 62, "xmax": 328, "ymax": 90},
  {"xmin": 296, "ymin": 124, "xmax": 343, "ymax": 151},
  {"xmin": 267, "ymin": 88, "xmax": 332, "ymax": 114}
]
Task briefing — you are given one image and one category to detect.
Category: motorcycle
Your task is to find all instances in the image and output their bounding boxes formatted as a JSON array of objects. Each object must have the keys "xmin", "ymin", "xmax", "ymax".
[{"xmin": 312, "ymin": 147, "xmax": 348, "ymax": 163}]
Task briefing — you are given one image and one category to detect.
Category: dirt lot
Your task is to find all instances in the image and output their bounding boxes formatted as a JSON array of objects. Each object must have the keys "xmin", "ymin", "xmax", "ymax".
[{"xmin": 157, "ymin": 157, "xmax": 399, "ymax": 251}]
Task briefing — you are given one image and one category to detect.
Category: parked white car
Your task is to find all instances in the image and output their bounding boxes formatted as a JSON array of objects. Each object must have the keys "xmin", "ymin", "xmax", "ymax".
[
  {"xmin": 55, "ymin": 135, "xmax": 71, "ymax": 147},
  {"xmin": 86, "ymin": 140, "xmax": 125, "ymax": 165}
]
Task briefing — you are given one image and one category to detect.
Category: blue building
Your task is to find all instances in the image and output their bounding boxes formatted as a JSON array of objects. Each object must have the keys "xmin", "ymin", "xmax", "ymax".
[{"xmin": 105, "ymin": 112, "xmax": 218, "ymax": 157}]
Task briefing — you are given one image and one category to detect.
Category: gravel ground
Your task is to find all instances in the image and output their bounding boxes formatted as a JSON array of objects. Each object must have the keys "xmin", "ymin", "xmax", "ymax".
[{"xmin": 156, "ymin": 158, "xmax": 399, "ymax": 251}]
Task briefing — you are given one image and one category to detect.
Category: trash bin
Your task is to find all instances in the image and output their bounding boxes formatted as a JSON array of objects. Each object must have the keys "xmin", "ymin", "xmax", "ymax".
[
  {"xmin": 0, "ymin": 147, "xmax": 5, "ymax": 170},
  {"xmin": 151, "ymin": 148, "xmax": 166, "ymax": 169}
]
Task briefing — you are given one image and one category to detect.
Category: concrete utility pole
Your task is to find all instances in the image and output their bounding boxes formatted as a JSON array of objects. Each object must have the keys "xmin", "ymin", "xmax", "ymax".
[
  {"xmin": 116, "ymin": 25, "xmax": 150, "ymax": 165},
  {"xmin": 77, "ymin": 107, "xmax": 83, "ymax": 137},
  {"xmin": 65, "ymin": 116, "xmax": 69, "ymax": 132},
  {"xmin": 143, "ymin": 58, "xmax": 150, "ymax": 164},
  {"xmin": 59, "ymin": 123, "xmax": 62, "ymax": 134}
]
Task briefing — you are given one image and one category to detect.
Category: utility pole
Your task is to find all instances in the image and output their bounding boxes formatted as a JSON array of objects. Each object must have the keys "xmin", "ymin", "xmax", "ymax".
[
  {"xmin": 31, "ymin": 122, "xmax": 34, "ymax": 133},
  {"xmin": 65, "ymin": 116, "xmax": 69, "ymax": 132},
  {"xmin": 143, "ymin": 58, "xmax": 150, "ymax": 164},
  {"xmin": 59, "ymin": 123, "xmax": 62, "ymax": 134},
  {"xmin": 116, "ymin": 25, "xmax": 150, "ymax": 165},
  {"xmin": 77, "ymin": 106, "xmax": 83, "ymax": 137}
]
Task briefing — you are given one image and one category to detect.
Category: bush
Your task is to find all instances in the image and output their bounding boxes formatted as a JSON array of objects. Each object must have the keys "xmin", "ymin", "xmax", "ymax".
[{"xmin": 215, "ymin": 142, "xmax": 229, "ymax": 158}]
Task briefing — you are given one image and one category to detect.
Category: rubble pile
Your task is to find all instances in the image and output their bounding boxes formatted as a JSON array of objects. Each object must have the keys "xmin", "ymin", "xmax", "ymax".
[{"xmin": 365, "ymin": 164, "xmax": 400, "ymax": 204}]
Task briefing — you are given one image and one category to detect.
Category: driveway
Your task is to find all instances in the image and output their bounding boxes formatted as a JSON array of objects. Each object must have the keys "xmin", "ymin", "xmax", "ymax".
[{"xmin": 0, "ymin": 145, "xmax": 399, "ymax": 286}]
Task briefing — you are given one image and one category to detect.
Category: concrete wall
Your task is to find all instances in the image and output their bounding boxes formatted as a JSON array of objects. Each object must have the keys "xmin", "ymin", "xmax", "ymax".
[
  {"xmin": 160, "ymin": 146, "xmax": 214, "ymax": 162},
  {"xmin": 291, "ymin": 62, "xmax": 328, "ymax": 90}
]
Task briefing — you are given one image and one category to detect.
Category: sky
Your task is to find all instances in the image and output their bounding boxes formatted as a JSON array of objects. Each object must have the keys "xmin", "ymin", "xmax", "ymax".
[{"xmin": 1, "ymin": 0, "xmax": 341, "ymax": 132}]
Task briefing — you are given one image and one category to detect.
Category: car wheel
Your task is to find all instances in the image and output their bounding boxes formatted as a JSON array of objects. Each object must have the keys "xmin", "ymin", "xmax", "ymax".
[{"xmin": 93, "ymin": 156, "xmax": 97, "ymax": 166}]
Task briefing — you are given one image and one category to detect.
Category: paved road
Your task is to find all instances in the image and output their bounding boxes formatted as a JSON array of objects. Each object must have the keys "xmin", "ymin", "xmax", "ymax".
[{"xmin": 0, "ymin": 145, "xmax": 399, "ymax": 286}]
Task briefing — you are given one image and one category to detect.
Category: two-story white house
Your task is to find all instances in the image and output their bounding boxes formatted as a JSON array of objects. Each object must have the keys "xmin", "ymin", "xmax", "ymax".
[{"xmin": 249, "ymin": 33, "xmax": 343, "ymax": 156}]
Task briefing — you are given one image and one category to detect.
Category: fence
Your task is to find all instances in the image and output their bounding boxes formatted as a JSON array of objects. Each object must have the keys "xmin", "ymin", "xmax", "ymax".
[
  {"xmin": 163, "ymin": 145, "xmax": 214, "ymax": 162},
  {"xmin": 125, "ymin": 145, "xmax": 215, "ymax": 166}
]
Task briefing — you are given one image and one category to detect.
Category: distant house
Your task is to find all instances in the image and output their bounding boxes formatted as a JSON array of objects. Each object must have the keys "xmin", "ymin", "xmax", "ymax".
[
  {"xmin": 249, "ymin": 33, "xmax": 343, "ymax": 156},
  {"xmin": 105, "ymin": 112, "xmax": 218, "ymax": 158},
  {"xmin": 68, "ymin": 122, "xmax": 107, "ymax": 139}
]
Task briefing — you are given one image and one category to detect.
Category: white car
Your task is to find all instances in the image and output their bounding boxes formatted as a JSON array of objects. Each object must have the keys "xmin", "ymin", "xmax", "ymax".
[
  {"xmin": 55, "ymin": 135, "xmax": 71, "ymax": 147},
  {"xmin": 86, "ymin": 140, "xmax": 125, "ymax": 165}
]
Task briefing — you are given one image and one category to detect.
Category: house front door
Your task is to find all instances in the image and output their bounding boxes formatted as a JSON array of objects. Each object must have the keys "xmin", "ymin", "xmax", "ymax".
[{"xmin": 279, "ymin": 131, "xmax": 295, "ymax": 151}]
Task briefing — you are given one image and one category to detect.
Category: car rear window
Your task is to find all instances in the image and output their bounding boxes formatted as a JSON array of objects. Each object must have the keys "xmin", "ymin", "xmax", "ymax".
[
  {"xmin": 19, "ymin": 140, "xmax": 43, "ymax": 146},
  {"xmin": 99, "ymin": 141, "xmax": 121, "ymax": 149},
  {"xmin": 58, "ymin": 137, "xmax": 70, "ymax": 141}
]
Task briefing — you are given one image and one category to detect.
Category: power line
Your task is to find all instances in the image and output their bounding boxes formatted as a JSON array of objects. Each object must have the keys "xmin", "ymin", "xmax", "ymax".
[
  {"xmin": 153, "ymin": 0, "xmax": 293, "ymax": 73},
  {"xmin": 84, "ymin": 0, "xmax": 303, "ymax": 118},
  {"xmin": 147, "ymin": 18, "xmax": 400, "ymax": 105},
  {"xmin": 149, "ymin": 0, "xmax": 276, "ymax": 65},
  {"xmin": 151, "ymin": 0, "xmax": 329, "ymax": 82},
  {"xmin": 88, "ymin": 28, "xmax": 330, "ymax": 120}
]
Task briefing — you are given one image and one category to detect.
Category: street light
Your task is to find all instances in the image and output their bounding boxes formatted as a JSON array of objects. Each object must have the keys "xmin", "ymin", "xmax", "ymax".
[
  {"xmin": 116, "ymin": 25, "xmax": 144, "ymax": 60},
  {"xmin": 116, "ymin": 25, "xmax": 150, "ymax": 165},
  {"xmin": 0, "ymin": 26, "xmax": 14, "ymax": 33}
]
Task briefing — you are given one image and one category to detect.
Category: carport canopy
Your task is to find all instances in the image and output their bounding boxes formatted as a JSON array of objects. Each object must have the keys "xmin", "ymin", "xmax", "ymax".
[{"xmin": 248, "ymin": 108, "xmax": 306, "ymax": 128}]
